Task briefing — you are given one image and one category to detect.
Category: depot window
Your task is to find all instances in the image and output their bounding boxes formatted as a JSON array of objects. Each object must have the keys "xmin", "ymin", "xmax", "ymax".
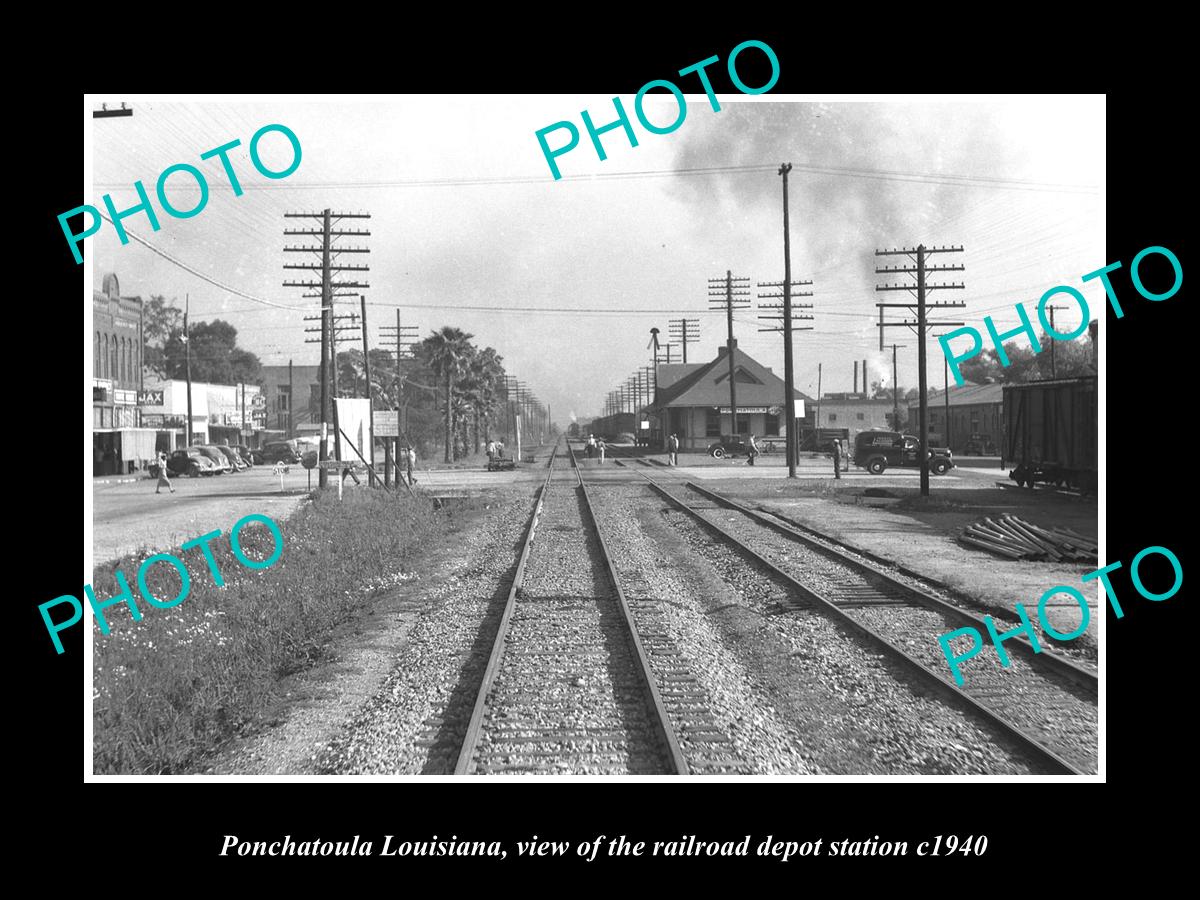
[{"xmin": 706, "ymin": 408, "xmax": 721, "ymax": 437}]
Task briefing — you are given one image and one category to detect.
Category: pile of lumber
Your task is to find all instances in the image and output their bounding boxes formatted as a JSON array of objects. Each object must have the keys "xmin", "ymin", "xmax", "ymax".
[{"xmin": 961, "ymin": 515, "xmax": 1097, "ymax": 562}]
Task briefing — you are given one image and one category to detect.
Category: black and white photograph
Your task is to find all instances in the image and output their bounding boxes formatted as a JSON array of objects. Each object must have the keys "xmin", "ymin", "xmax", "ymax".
[{"xmin": 76, "ymin": 91, "xmax": 1114, "ymax": 780}]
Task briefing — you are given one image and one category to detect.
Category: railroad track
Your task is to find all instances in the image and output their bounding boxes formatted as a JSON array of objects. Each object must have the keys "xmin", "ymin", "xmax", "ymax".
[
  {"xmin": 455, "ymin": 440, "xmax": 740, "ymax": 774},
  {"xmin": 602, "ymin": 462, "xmax": 1096, "ymax": 775}
]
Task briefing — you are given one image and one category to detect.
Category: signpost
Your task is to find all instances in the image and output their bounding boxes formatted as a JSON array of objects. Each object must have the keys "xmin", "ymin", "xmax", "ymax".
[{"xmin": 374, "ymin": 410, "xmax": 399, "ymax": 437}]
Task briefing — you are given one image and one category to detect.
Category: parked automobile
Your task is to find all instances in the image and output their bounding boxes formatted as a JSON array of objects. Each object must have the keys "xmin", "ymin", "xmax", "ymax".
[
  {"xmin": 261, "ymin": 440, "xmax": 302, "ymax": 464},
  {"xmin": 160, "ymin": 448, "xmax": 218, "ymax": 478},
  {"xmin": 853, "ymin": 431, "xmax": 955, "ymax": 475},
  {"xmin": 195, "ymin": 445, "xmax": 233, "ymax": 474},
  {"xmin": 232, "ymin": 444, "xmax": 256, "ymax": 468},
  {"xmin": 215, "ymin": 445, "xmax": 248, "ymax": 471},
  {"xmin": 707, "ymin": 435, "xmax": 749, "ymax": 459}
]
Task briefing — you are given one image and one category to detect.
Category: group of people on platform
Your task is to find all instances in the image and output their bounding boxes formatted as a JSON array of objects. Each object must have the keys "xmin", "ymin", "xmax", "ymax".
[{"xmin": 585, "ymin": 434, "xmax": 607, "ymax": 463}]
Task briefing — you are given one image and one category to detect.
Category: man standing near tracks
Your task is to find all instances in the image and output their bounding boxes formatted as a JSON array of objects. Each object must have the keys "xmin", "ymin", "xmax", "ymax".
[
  {"xmin": 668, "ymin": 433, "xmax": 679, "ymax": 466},
  {"xmin": 831, "ymin": 439, "xmax": 842, "ymax": 479}
]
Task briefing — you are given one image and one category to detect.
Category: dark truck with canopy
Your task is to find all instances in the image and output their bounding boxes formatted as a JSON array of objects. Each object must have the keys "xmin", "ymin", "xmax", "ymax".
[{"xmin": 853, "ymin": 430, "xmax": 955, "ymax": 475}]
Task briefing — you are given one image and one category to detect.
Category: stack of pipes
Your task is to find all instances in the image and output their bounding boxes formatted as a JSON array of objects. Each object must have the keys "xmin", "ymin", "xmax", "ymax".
[{"xmin": 960, "ymin": 515, "xmax": 1097, "ymax": 563}]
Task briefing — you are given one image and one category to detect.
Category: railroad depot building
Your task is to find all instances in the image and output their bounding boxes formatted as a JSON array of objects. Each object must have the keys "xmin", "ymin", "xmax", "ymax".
[
  {"xmin": 908, "ymin": 382, "xmax": 1004, "ymax": 454},
  {"xmin": 93, "ymin": 274, "xmax": 157, "ymax": 475},
  {"xmin": 649, "ymin": 341, "xmax": 812, "ymax": 451}
]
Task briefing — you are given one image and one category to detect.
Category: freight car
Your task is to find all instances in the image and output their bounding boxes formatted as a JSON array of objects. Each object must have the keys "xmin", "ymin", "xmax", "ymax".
[{"xmin": 1003, "ymin": 376, "xmax": 1097, "ymax": 492}]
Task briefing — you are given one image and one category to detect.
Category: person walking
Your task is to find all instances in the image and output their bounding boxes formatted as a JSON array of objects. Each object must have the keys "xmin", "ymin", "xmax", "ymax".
[
  {"xmin": 831, "ymin": 439, "xmax": 842, "ymax": 479},
  {"xmin": 598, "ymin": 438, "xmax": 606, "ymax": 464},
  {"xmin": 668, "ymin": 433, "xmax": 679, "ymax": 466},
  {"xmin": 486, "ymin": 439, "xmax": 496, "ymax": 463},
  {"xmin": 747, "ymin": 433, "xmax": 759, "ymax": 466},
  {"xmin": 155, "ymin": 451, "xmax": 175, "ymax": 494},
  {"xmin": 586, "ymin": 433, "xmax": 597, "ymax": 460},
  {"xmin": 406, "ymin": 442, "xmax": 417, "ymax": 485}
]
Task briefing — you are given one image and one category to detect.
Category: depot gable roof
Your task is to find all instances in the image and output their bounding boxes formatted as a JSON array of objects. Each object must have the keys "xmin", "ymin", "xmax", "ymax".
[{"xmin": 651, "ymin": 346, "xmax": 812, "ymax": 411}]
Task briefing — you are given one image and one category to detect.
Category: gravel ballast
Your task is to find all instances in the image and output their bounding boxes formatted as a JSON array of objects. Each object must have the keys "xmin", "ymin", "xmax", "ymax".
[
  {"xmin": 650, "ymin": 491, "xmax": 1051, "ymax": 774},
  {"xmin": 672, "ymin": 492, "xmax": 1097, "ymax": 774}
]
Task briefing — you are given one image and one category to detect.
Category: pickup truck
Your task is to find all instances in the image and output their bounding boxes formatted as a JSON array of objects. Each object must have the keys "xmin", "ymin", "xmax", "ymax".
[{"xmin": 853, "ymin": 431, "xmax": 955, "ymax": 475}]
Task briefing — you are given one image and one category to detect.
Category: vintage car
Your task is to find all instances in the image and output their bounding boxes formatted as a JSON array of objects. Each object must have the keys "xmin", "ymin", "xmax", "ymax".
[
  {"xmin": 853, "ymin": 431, "xmax": 955, "ymax": 475},
  {"xmin": 215, "ymin": 445, "xmax": 248, "ymax": 471},
  {"xmin": 706, "ymin": 435, "xmax": 780, "ymax": 458},
  {"xmin": 154, "ymin": 448, "xmax": 219, "ymax": 478},
  {"xmin": 195, "ymin": 445, "xmax": 233, "ymax": 474}
]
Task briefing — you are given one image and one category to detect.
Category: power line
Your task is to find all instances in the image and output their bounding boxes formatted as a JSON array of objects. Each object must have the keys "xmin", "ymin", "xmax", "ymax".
[
  {"xmin": 93, "ymin": 161, "xmax": 1099, "ymax": 194},
  {"xmin": 94, "ymin": 212, "xmax": 317, "ymax": 312}
]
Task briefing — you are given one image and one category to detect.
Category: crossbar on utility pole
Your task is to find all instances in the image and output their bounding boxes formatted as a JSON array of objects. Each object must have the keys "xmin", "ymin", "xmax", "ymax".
[
  {"xmin": 708, "ymin": 271, "xmax": 750, "ymax": 438},
  {"xmin": 875, "ymin": 244, "xmax": 965, "ymax": 496}
]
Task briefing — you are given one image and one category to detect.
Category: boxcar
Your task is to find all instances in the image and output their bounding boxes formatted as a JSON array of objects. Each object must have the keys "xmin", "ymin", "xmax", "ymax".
[{"xmin": 1002, "ymin": 376, "xmax": 1097, "ymax": 491}]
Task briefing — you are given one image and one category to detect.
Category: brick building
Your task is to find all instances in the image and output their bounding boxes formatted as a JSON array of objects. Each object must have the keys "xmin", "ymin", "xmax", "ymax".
[
  {"xmin": 259, "ymin": 364, "xmax": 320, "ymax": 436},
  {"xmin": 909, "ymin": 382, "xmax": 1004, "ymax": 453},
  {"xmin": 92, "ymin": 274, "xmax": 156, "ymax": 475}
]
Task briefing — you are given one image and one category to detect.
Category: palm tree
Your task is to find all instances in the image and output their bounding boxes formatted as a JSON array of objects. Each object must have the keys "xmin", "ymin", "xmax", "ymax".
[
  {"xmin": 419, "ymin": 326, "xmax": 474, "ymax": 463},
  {"xmin": 472, "ymin": 347, "xmax": 506, "ymax": 449}
]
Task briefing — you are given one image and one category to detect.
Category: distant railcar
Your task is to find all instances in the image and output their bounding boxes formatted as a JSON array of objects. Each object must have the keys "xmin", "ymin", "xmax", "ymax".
[{"xmin": 1003, "ymin": 376, "xmax": 1097, "ymax": 492}]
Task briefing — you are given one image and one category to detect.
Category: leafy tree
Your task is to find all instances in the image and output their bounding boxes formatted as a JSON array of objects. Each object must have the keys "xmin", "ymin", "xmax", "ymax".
[
  {"xmin": 957, "ymin": 327, "xmax": 1094, "ymax": 385},
  {"xmin": 163, "ymin": 319, "xmax": 262, "ymax": 385},
  {"xmin": 142, "ymin": 295, "xmax": 182, "ymax": 379}
]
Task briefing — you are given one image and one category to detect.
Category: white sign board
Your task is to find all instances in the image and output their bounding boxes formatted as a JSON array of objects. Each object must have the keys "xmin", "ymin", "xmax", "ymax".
[
  {"xmin": 793, "ymin": 399, "xmax": 806, "ymax": 419},
  {"xmin": 375, "ymin": 410, "xmax": 399, "ymax": 437}
]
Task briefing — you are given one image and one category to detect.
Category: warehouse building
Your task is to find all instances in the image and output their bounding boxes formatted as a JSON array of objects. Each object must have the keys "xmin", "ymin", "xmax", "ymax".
[{"xmin": 908, "ymin": 382, "xmax": 1004, "ymax": 454}]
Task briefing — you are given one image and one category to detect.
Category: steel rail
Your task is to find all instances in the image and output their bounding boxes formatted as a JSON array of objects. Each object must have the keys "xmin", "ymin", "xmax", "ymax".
[
  {"xmin": 453, "ymin": 443, "xmax": 559, "ymax": 775},
  {"xmin": 566, "ymin": 441, "xmax": 688, "ymax": 774},
  {"xmin": 686, "ymin": 481, "xmax": 1098, "ymax": 692},
  {"xmin": 638, "ymin": 476, "xmax": 1086, "ymax": 775}
]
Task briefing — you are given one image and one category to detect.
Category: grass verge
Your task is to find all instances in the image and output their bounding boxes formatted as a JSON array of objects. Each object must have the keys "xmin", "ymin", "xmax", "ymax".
[{"xmin": 92, "ymin": 489, "xmax": 467, "ymax": 774}]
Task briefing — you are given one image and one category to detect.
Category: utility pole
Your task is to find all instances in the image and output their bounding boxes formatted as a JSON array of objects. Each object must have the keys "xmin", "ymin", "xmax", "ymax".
[
  {"xmin": 757, "ymin": 273, "xmax": 814, "ymax": 475},
  {"xmin": 380, "ymin": 308, "xmax": 418, "ymax": 483},
  {"xmin": 287, "ymin": 359, "xmax": 294, "ymax": 438},
  {"xmin": 184, "ymin": 293, "xmax": 193, "ymax": 447},
  {"xmin": 1046, "ymin": 304, "xmax": 1066, "ymax": 378},
  {"xmin": 889, "ymin": 343, "xmax": 907, "ymax": 430},
  {"xmin": 284, "ymin": 208, "xmax": 371, "ymax": 488},
  {"xmin": 760, "ymin": 163, "xmax": 813, "ymax": 479},
  {"xmin": 668, "ymin": 318, "xmax": 699, "ymax": 364},
  {"xmin": 304, "ymin": 311, "xmax": 360, "ymax": 462},
  {"xmin": 360, "ymin": 294, "xmax": 376, "ymax": 483},
  {"xmin": 708, "ymin": 271, "xmax": 750, "ymax": 437},
  {"xmin": 815, "ymin": 362, "xmax": 822, "ymax": 445},
  {"xmin": 876, "ymin": 244, "xmax": 965, "ymax": 496},
  {"xmin": 241, "ymin": 382, "xmax": 247, "ymax": 438},
  {"xmin": 929, "ymin": 330, "xmax": 956, "ymax": 451}
]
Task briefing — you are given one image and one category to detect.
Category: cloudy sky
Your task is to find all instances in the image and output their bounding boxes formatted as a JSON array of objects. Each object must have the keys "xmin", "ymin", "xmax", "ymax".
[{"xmin": 89, "ymin": 95, "xmax": 1104, "ymax": 422}]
